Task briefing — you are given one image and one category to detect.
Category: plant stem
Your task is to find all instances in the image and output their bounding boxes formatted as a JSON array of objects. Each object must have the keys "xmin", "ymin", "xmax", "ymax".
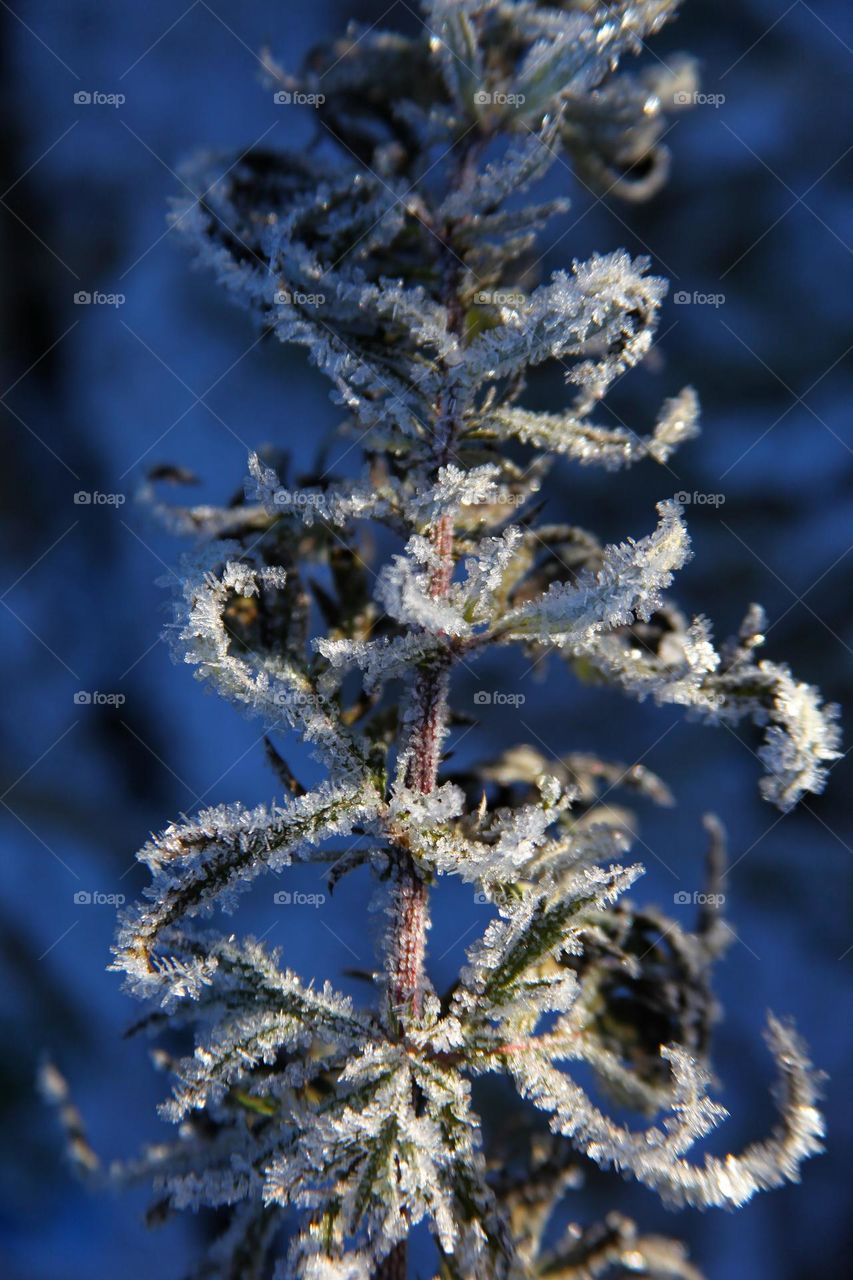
[
  {"xmin": 382, "ymin": 145, "xmax": 476, "ymax": 1280},
  {"xmin": 387, "ymin": 149, "xmax": 474, "ymax": 1027},
  {"xmin": 375, "ymin": 1241, "xmax": 408, "ymax": 1280}
]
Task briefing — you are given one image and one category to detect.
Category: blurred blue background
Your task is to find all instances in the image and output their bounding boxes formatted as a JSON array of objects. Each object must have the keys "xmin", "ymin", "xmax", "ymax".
[{"xmin": 1, "ymin": 2, "xmax": 850, "ymax": 1277}]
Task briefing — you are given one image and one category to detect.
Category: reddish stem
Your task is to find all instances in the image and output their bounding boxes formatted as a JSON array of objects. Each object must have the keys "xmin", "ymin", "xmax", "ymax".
[
  {"xmin": 374, "ymin": 1242, "xmax": 407, "ymax": 1280},
  {"xmin": 381, "ymin": 145, "xmax": 477, "ymax": 1280}
]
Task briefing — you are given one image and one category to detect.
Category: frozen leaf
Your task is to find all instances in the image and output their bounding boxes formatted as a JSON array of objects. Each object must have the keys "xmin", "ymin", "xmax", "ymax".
[
  {"xmin": 487, "ymin": 386, "xmax": 699, "ymax": 470},
  {"xmin": 501, "ymin": 501, "xmax": 690, "ymax": 647}
]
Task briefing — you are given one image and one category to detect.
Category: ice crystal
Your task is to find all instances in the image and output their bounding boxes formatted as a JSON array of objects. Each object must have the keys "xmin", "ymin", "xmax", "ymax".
[
  {"xmin": 757, "ymin": 663, "xmax": 842, "ymax": 811},
  {"xmin": 501, "ymin": 500, "xmax": 691, "ymax": 647}
]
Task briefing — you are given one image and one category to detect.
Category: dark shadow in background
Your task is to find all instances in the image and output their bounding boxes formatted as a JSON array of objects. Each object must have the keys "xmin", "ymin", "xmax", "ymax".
[{"xmin": 1, "ymin": 3, "xmax": 850, "ymax": 1278}]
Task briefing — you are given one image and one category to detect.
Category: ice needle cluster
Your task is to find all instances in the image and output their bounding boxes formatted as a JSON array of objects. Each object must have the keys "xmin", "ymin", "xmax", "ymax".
[{"xmin": 70, "ymin": 3, "xmax": 842, "ymax": 1277}]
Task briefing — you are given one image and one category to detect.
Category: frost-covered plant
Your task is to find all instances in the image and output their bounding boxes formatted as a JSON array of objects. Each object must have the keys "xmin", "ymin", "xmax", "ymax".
[{"xmin": 64, "ymin": 3, "xmax": 844, "ymax": 1277}]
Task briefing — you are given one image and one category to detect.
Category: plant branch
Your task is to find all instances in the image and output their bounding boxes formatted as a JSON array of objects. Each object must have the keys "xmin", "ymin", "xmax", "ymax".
[{"xmin": 388, "ymin": 146, "xmax": 477, "ymax": 1027}]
